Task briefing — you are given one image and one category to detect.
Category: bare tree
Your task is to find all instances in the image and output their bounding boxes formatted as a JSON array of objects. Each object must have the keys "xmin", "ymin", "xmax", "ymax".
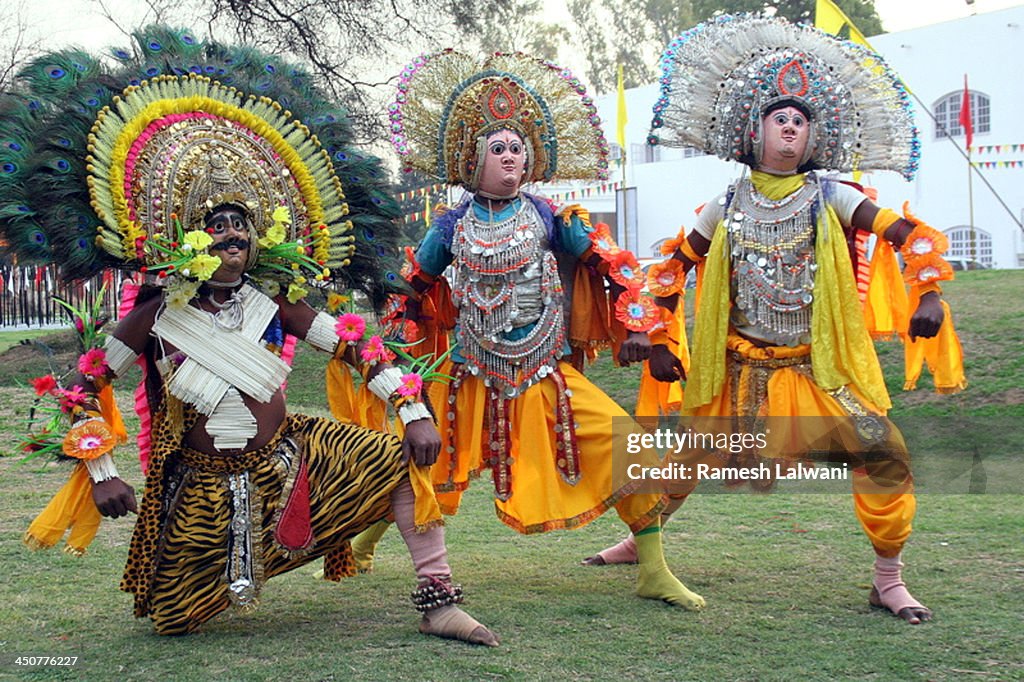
[
  {"xmin": 567, "ymin": 0, "xmax": 884, "ymax": 95},
  {"xmin": 0, "ymin": 1, "xmax": 41, "ymax": 90}
]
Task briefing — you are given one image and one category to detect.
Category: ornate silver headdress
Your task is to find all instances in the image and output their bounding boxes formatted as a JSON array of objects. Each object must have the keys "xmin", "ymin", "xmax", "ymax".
[{"xmin": 649, "ymin": 14, "xmax": 920, "ymax": 179}]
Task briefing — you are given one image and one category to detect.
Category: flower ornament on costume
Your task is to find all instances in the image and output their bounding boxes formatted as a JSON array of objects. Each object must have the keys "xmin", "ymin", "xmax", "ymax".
[
  {"xmin": 896, "ymin": 203, "xmax": 954, "ymax": 287},
  {"xmin": 326, "ymin": 292, "xmax": 352, "ymax": 314},
  {"xmin": 660, "ymin": 227, "xmax": 688, "ymax": 256},
  {"xmin": 608, "ymin": 251, "xmax": 645, "ymax": 289},
  {"xmin": 397, "ymin": 372, "xmax": 424, "ymax": 398},
  {"xmin": 58, "ymin": 386, "xmax": 89, "ymax": 414},
  {"xmin": 18, "ymin": 291, "xmax": 125, "ymax": 464},
  {"xmin": 62, "ymin": 419, "xmax": 117, "ymax": 460},
  {"xmin": 335, "ymin": 313, "xmax": 367, "ymax": 344},
  {"xmin": 650, "ymin": 14, "xmax": 920, "ymax": 179},
  {"xmin": 647, "ymin": 259, "xmax": 686, "ymax": 297},
  {"xmin": 360, "ymin": 335, "xmax": 395, "ymax": 366},
  {"xmin": 614, "ymin": 290, "xmax": 659, "ymax": 332},
  {"xmin": 77, "ymin": 349, "xmax": 110, "ymax": 380},
  {"xmin": 31, "ymin": 375, "xmax": 59, "ymax": 397},
  {"xmin": 903, "ymin": 253, "xmax": 954, "ymax": 286},
  {"xmin": 588, "ymin": 223, "xmax": 621, "ymax": 259},
  {"xmin": 900, "ymin": 203, "xmax": 950, "ymax": 262},
  {"xmin": 390, "ymin": 50, "xmax": 610, "ymax": 188}
]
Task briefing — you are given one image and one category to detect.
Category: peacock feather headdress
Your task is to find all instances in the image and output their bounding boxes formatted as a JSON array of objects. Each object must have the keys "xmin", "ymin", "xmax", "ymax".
[
  {"xmin": 389, "ymin": 50, "xmax": 610, "ymax": 188},
  {"xmin": 649, "ymin": 14, "xmax": 920, "ymax": 180},
  {"xmin": 0, "ymin": 26, "xmax": 409, "ymax": 309}
]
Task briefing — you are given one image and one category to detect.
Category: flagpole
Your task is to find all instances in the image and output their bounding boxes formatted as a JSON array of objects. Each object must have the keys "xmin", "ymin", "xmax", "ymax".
[{"xmin": 968, "ymin": 147, "xmax": 976, "ymax": 261}]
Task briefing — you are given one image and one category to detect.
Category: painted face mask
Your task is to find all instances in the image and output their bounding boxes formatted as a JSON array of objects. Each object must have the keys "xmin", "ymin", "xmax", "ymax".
[{"xmin": 477, "ymin": 130, "xmax": 527, "ymax": 198}]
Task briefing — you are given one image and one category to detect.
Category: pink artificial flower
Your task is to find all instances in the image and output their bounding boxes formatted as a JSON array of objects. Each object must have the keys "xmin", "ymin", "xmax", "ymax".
[
  {"xmin": 74, "ymin": 318, "xmax": 85, "ymax": 333},
  {"xmin": 58, "ymin": 385, "xmax": 88, "ymax": 413},
  {"xmin": 77, "ymin": 348, "xmax": 109, "ymax": 378},
  {"xmin": 30, "ymin": 375, "xmax": 58, "ymax": 396},
  {"xmin": 335, "ymin": 313, "xmax": 367, "ymax": 344},
  {"xmin": 397, "ymin": 372, "xmax": 423, "ymax": 398},
  {"xmin": 360, "ymin": 335, "xmax": 394, "ymax": 365}
]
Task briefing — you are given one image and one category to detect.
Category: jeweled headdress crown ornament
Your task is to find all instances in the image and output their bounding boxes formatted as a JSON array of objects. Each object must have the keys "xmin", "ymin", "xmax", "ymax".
[
  {"xmin": 649, "ymin": 14, "xmax": 920, "ymax": 180},
  {"xmin": 389, "ymin": 50, "xmax": 610, "ymax": 187}
]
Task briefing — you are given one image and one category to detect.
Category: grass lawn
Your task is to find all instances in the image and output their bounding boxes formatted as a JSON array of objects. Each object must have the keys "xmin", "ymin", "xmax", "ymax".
[{"xmin": 0, "ymin": 271, "xmax": 1021, "ymax": 681}]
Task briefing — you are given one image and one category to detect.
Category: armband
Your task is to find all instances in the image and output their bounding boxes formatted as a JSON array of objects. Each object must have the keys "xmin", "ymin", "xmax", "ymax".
[
  {"xmin": 104, "ymin": 336, "xmax": 139, "ymax": 378},
  {"xmin": 306, "ymin": 311, "xmax": 341, "ymax": 353},
  {"xmin": 677, "ymin": 237, "xmax": 703, "ymax": 264}
]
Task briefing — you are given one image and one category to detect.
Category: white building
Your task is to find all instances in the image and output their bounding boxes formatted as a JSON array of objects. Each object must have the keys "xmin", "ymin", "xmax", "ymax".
[{"xmin": 547, "ymin": 6, "xmax": 1024, "ymax": 268}]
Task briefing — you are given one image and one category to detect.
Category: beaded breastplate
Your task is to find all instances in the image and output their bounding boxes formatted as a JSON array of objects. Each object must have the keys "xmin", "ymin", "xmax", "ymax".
[
  {"xmin": 727, "ymin": 177, "xmax": 819, "ymax": 347},
  {"xmin": 450, "ymin": 200, "xmax": 566, "ymax": 396}
]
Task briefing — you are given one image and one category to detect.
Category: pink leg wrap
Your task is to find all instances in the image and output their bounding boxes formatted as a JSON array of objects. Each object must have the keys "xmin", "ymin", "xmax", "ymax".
[
  {"xmin": 872, "ymin": 553, "xmax": 924, "ymax": 614},
  {"xmin": 391, "ymin": 478, "xmax": 450, "ymax": 581},
  {"xmin": 597, "ymin": 534, "xmax": 638, "ymax": 564}
]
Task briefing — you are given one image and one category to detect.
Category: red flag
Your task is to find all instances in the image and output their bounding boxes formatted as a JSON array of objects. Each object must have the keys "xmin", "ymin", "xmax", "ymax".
[{"xmin": 959, "ymin": 74, "xmax": 973, "ymax": 150}]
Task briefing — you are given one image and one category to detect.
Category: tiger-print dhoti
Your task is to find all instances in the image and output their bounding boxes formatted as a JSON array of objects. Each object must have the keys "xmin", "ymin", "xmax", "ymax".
[{"xmin": 123, "ymin": 411, "xmax": 407, "ymax": 635}]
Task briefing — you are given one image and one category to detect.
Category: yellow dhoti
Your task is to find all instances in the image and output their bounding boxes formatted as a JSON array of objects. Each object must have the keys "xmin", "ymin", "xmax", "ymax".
[
  {"xmin": 428, "ymin": 359, "xmax": 664, "ymax": 534},
  {"xmin": 684, "ymin": 335, "xmax": 914, "ymax": 557}
]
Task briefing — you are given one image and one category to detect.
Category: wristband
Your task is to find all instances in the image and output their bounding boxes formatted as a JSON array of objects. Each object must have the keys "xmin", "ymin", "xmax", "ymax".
[
  {"xmin": 84, "ymin": 453, "xmax": 120, "ymax": 483},
  {"xmin": 368, "ymin": 366, "xmax": 404, "ymax": 402}
]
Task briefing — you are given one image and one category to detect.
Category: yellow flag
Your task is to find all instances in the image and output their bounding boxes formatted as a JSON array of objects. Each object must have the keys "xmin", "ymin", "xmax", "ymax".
[
  {"xmin": 815, "ymin": 0, "xmax": 873, "ymax": 49},
  {"xmin": 616, "ymin": 64, "xmax": 628, "ymax": 152}
]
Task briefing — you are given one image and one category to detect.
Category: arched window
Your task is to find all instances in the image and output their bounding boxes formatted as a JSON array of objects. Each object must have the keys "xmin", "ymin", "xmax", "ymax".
[
  {"xmin": 934, "ymin": 90, "xmax": 990, "ymax": 140},
  {"xmin": 944, "ymin": 225, "xmax": 992, "ymax": 266}
]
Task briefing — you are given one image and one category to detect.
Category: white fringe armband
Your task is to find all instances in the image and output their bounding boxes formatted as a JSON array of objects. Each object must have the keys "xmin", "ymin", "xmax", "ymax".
[
  {"xmin": 368, "ymin": 366, "xmax": 404, "ymax": 402},
  {"xmin": 84, "ymin": 453, "xmax": 120, "ymax": 483},
  {"xmin": 306, "ymin": 311, "xmax": 340, "ymax": 353},
  {"xmin": 104, "ymin": 336, "xmax": 140, "ymax": 378}
]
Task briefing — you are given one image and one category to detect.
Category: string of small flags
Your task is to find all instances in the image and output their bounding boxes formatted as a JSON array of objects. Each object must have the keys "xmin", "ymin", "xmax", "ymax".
[
  {"xmin": 396, "ymin": 183, "xmax": 446, "ymax": 203},
  {"xmin": 544, "ymin": 181, "xmax": 623, "ymax": 203},
  {"xmin": 402, "ymin": 181, "xmax": 625, "ymax": 223},
  {"xmin": 971, "ymin": 160, "xmax": 1024, "ymax": 169},
  {"xmin": 969, "ymin": 144, "xmax": 1024, "ymax": 155}
]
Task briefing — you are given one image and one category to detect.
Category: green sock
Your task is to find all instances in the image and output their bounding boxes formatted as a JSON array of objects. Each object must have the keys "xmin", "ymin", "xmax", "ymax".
[
  {"xmin": 350, "ymin": 519, "xmax": 391, "ymax": 573},
  {"xmin": 633, "ymin": 525, "xmax": 705, "ymax": 611}
]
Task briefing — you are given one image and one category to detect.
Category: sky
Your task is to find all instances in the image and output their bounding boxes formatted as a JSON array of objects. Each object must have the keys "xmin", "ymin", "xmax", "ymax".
[
  {"xmin": 872, "ymin": 0, "xmax": 1022, "ymax": 32},
  {"xmin": 13, "ymin": 0, "xmax": 1024, "ymax": 53}
]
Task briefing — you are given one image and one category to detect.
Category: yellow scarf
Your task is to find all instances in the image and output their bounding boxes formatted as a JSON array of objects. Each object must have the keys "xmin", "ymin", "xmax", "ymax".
[{"xmin": 685, "ymin": 171, "xmax": 891, "ymax": 412}]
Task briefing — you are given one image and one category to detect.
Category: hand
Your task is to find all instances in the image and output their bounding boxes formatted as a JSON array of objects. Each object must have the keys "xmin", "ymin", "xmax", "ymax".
[
  {"xmin": 92, "ymin": 478, "xmax": 137, "ymax": 518},
  {"xmin": 618, "ymin": 331, "xmax": 652, "ymax": 365},
  {"xmin": 908, "ymin": 292, "xmax": 944, "ymax": 341},
  {"xmin": 402, "ymin": 418, "xmax": 442, "ymax": 467},
  {"xmin": 648, "ymin": 343, "xmax": 685, "ymax": 382}
]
